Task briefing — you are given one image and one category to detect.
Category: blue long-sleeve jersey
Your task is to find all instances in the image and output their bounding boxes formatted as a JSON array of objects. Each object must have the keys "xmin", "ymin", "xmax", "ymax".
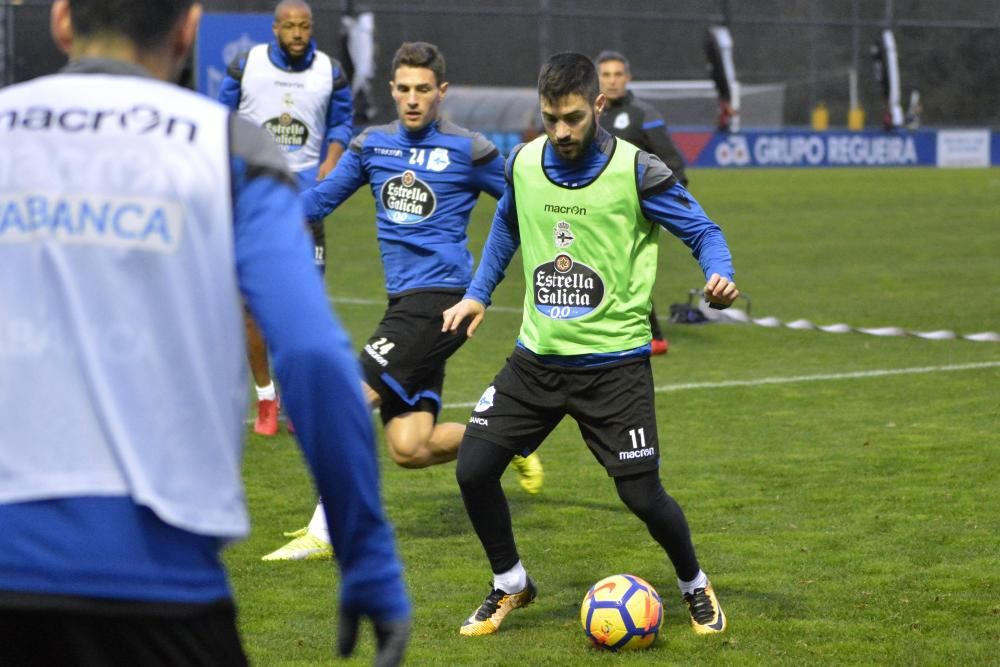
[
  {"xmin": 300, "ymin": 119, "xmax": 506, "ymax": 296},
  {"xmin": 467, "ymin": 128, "xmax": 735, "ymax": 365},
  {"xmin": 218, "ymin": 39, "xmax": 353, "ymax": 154}
]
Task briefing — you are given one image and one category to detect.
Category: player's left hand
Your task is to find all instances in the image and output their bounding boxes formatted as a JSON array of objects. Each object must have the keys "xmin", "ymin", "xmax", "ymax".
[
  {"xmin": 337, "ymin": 612, "xmax": 410, "ymax": 667},
  {"xmin": 703, "ymin": 273, "xmax": 739, "ymax": 308}
]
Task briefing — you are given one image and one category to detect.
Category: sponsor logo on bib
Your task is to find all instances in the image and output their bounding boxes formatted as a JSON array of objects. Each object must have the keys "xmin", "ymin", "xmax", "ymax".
[
  {"xmin": 263, "ymin": 113, "xmax": 309, "ymax": 151},
  {"xmin": 0, "ymin": 193, "xmax": 183, "ymax": 253},
  {"xmin": 533, "ymin": 253, "xmax": 604, "ymax": 319}
]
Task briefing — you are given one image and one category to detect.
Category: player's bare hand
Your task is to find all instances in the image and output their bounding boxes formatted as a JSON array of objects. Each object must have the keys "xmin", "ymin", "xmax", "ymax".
[
  {"xmin": 703, "ymin": 273, "xmax": 739, "ymax": 307},
  {"xmin": 442, "ymin": 299, "xmax": 486, "ymax": 337}
]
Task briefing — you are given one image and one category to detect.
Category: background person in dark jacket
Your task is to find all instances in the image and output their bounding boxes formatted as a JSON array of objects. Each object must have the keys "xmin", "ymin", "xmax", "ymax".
[{"xmin": 597, "ymin": 49, "xmax": 690, "ymax": 355}]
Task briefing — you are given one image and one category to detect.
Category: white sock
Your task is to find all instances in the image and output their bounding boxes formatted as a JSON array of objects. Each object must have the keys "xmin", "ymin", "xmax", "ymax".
[
  {"xmin": 493, "ymin": 560, "xmax": 527, "ymax": 593},
  {"xmin": 678, "ymin": 569, "xmax": 709, "ymax": 596},
  {"xmin": 307, "ymin": 502, "xmax": 330, "ymax": 544},
  {"xmin": 256, "ymin": 382, "xmax": 276, "ymax": 401}
]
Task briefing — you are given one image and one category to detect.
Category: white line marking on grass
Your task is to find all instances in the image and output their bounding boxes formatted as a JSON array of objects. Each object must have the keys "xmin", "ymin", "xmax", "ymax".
[
  {"xmin": 652, "ymin": 361, "xmax": 1000, "ymax": 393},
  {"xmin": 440, "ymin": 361, "xmax": 1000, "ymax": 409},
  {"xmin": 330, "ymin": 296, "xmax": 520, "ymax": 313},
  {"xmin": 325, "ymin": 298, "xmax": 998, "ymax": 407},
  {"xmin": 330, "ymin": 296, "xmax": 382, "ymax": 305}
]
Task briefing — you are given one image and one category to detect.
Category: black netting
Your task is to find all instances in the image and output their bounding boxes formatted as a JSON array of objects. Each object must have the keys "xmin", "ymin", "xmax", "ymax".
[{"xmin": 5, "ymin": 0, "xmax": 998, "ymax": 126}]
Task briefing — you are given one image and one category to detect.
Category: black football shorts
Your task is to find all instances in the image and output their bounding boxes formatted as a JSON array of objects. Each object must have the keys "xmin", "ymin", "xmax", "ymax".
[
  {"xmin": 464, "ymin": 347, "xmax": 660, "ymax": 477},
  {"xmin": 360, "ymin": 290, "xmax": 469, "ymax": 423},
  {"xmin": 0, "ymin": 595, "xmax": 246, "ymax": 667}
]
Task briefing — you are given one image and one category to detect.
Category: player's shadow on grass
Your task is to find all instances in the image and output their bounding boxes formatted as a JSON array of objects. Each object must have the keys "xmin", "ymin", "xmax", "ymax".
[
  {"xmin": 709, "ymin": 583, "xmax": 801, "ymax": 617},
  {"xmin": 393, "ymin": 489, "xmax": 625, "ymax": 540},
  {"xmin": 512, "ymin": 494, "xmax": 622, "ymax": 515},
  {"xmin": 388, "ymin": 486, "xmax": 469, "ymax": 539}
]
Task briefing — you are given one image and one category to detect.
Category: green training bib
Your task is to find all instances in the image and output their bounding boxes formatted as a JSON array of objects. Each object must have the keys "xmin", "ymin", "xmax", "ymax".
[{"xmin": 512, "ymin": 135, "xmax": 659, "ymax": 355}]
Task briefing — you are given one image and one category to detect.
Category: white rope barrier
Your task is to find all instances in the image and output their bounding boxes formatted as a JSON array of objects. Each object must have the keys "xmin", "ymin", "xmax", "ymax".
[
  {"xmin": 692, "ymin": 302, "xmax": 999, "ymax": 343},
  {"xmin": 332, "ymin": 295, "xmax": 999, "ymax": 343}
]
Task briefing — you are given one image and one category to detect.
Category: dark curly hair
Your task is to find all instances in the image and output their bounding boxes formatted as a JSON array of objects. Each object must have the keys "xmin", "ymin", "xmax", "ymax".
[
  {"xmin": 391, "ymin": 42, "xmax": 447, "ymax": 85},
  {"xmin": 538, "ymin": 52, "xmax": 599, "ymax": 103},
  {"xmin": 67, "ymin": 0, "xmax": 194, "ymax": 48}
]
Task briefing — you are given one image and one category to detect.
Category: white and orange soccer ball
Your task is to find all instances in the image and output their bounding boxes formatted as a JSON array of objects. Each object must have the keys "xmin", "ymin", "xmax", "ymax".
[{"xmin": 580, "ymin": 573, "xmax": 663, "ymax": 651}]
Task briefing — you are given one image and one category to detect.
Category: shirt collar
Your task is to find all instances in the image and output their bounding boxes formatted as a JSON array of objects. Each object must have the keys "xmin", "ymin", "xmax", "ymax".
[
  {"xmin": 398, "ymin": 119, "xmax": 439, "ymax": 141},
  {"xmin": 544, "ymin": 126, "xmax": 614, "ymax": 163},
  {"xmin": 61, "ymin": 58, "xmax": 155, "ymax": 78},
  {"xmin": 605, "ymin": 90, "xmax": 634, "ymax": 109}
]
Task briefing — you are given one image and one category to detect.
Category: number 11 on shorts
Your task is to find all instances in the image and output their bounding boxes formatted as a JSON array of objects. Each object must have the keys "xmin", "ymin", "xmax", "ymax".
[{"xmin": 628, "ymin": 427, "xmax": 646, "ymax": 449}]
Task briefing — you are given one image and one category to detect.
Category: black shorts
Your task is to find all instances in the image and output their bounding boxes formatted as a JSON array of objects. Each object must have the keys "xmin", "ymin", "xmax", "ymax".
[
  {"xmin": 360, "ymin": 290, "xmax": 469, "ymax": 423},
  {"xmin": 0, "ymin": 593, "xmax": 246, "ymax": 667},
  {"xmin": 465, "ymin": 348, "xmax": 660, "ymax": 477}
]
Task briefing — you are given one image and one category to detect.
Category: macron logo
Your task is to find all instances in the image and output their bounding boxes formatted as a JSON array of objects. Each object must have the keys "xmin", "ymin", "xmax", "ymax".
[
  {"xmin": 619, "ymin": 447, "xmax": 654, "ymax": 461},
  {"xmin": 544, "ymin": 203, "xmax": 586, "ymax": 215},
  {"xmin": 363, "ymin": 344, "xmax": 389, "ymax": 367}
]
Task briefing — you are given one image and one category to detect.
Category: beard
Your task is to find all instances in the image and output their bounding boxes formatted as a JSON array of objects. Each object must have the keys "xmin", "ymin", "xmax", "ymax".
[
  {"xmin": 551, "ymin": 112, "xmax": 596, "ymax": 162},
  {"xmin": 280, "ymin": 38, "xmax": 308, "ymax": 61}
]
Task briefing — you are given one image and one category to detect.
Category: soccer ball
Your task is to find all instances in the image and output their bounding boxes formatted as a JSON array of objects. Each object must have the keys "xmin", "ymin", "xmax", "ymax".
[{"xmin": 580, "ymin": 574, "xmax": 663, "ymax": 651}]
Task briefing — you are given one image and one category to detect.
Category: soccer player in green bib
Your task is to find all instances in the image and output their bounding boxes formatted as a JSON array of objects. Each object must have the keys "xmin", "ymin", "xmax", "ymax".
[{"xmin": 442, "ymin": 52, "xmax": 739, "ymax": 638}]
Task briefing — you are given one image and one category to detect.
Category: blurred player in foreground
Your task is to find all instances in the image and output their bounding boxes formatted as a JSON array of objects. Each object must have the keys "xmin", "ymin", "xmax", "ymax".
[
  {"xmin": 218, "ymin": 0, "xmax": 354, "ymax": 436},
  {"xmin": 262, "ymin": 41, "xmax": 543, "ymax": 562},
  {"xmin": 443, "ymin": 52, "xmax": 737, "ymax": 638},
  {"xmin": 0, "ymin": 1, "xmax": 408, "ymax": 664}
]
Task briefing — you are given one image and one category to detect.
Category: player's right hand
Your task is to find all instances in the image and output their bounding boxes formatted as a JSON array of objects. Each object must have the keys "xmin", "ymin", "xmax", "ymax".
[
  {"xmin": 703, "ymin": 273, "xmax": 739, "ymax": 308},
  {"xmin": 442, "ymin": 298, "xmax": 486, "ymax": 337},
  {"xmin": 337, "ymin": 611, "xmax": 410, "ymax": 667}
]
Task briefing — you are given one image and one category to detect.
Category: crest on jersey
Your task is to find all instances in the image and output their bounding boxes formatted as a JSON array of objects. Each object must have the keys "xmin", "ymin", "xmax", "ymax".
[
  {"xmin": 474, "ymin": 386, "xmax": 496, "ymax": 413},
  {"xmin": 427, "ymin": 147, "xmax": 451, "ymax": 172},
  {"xmin": 614, "ymin": 111, "xmax": 630, "ymax": 130},
  {"xmin": 554, "ymin": 220, "xmax": 574, "ymax": 248}
]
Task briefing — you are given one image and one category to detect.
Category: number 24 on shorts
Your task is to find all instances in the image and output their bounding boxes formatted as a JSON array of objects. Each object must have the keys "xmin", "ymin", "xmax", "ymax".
[{"xmin": 370, "ymin": 337, "xmax": 395, "ymax": 356}]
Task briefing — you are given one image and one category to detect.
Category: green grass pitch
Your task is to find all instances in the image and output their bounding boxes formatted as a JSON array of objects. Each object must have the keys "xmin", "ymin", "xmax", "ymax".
[{"xmin": 229, "ymin": 167, "xmax": 999, "ymax": 665}]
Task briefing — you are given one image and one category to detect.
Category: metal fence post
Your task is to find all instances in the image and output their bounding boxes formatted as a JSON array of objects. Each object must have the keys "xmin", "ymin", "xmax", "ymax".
[
  {"xmin": 0, "ymin": 2, "xmax": 8, "ymax": 87},
  {"xmin": 808, "ymin": 0, "xmax": 818, "ymax": 112},
  {"xmin": 538, "ymin": 0, "xmax": 551, "ymax": 70}
]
